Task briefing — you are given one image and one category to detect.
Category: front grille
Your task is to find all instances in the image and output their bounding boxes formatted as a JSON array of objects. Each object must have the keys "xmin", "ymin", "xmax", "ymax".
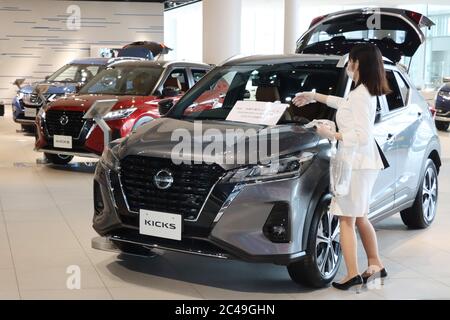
[
  {"xmin": 45, "ymin": 110, "xmax": 86, "ymax": 138},
  {"xmin": 120, "ymin": 156, "xmax": 225, "ymax": 220}
]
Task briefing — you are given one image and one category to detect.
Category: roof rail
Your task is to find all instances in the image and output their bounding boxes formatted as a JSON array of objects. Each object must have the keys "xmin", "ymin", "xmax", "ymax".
[{"xmin": 107, "ymin": 56, "xmax": 147, "ymax": 65}]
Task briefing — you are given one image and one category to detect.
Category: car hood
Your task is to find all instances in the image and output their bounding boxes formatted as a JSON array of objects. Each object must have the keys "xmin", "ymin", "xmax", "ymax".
[
  {"xmin": 20, "ymin": 82, "xmax": 77, "ymax": 95},
  {"xmin": 117, "ymin": 118, "xmax": 320, "ymax": 170},
  {"xmin": 46, "ymin": 94, "xmax": 159, "ymax": 111}
]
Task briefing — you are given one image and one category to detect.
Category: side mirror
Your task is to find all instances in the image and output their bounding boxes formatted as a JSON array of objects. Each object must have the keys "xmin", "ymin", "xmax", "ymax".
[
  {"xmin": 13, "ymin": 78, "xmax": 25, "ymax": 90},
  {"xmin": 0, "ymin": 101, "xmax": 4, "ymax": 117},
  {"xmin": 44, "ymin": 75, "xmax": 50, "ymax": 81},
  {"xmin": 158, "ymin": 98, "xmax": 174, "ymax": 116},
  {"xmin": 243, "ymin": 90, "xmax": 251, "ymax": 99},
  {"xmin": 162, "ymin": 86, "xmax": 180, "ymax": 98}
]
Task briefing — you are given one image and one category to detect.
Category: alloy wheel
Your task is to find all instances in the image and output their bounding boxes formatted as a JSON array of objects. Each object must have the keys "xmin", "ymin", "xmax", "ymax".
[
  {"xmin": 315, "ymin": 206, "xmax": 341, "ymax": 278},
  {"xmin": 422, "ymin": 167, "xmax": 438, "ymax": 223}
]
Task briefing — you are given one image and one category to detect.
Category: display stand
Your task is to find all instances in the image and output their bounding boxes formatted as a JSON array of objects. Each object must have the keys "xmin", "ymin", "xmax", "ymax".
[{"xmin": 82, "ymin": 99, "xmax": 118, "ymax": 149}]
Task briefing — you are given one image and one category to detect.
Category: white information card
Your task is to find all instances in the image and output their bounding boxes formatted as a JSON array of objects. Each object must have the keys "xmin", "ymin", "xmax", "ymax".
[{"xmin": 226, "ymin": 101, "xmax": 289, "ymax": 126}]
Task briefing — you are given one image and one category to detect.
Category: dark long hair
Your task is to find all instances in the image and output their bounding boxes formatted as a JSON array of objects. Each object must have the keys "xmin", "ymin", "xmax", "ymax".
[{"xmin": 349, "ymin": 43, "xmax": 391, "ymax": 96}]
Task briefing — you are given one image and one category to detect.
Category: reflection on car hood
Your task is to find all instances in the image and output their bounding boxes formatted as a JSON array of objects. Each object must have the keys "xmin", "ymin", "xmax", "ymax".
[
  {"xmin": 19, "ymin": 82, "xmax": 77, "ymax": 95},
  {"xmin": 118, "ymin": 118, "xmax": 320, "ymax": 170},
  {"xmin": 46, "ymin": 94, "xmax": 160, "ymax": 112}
]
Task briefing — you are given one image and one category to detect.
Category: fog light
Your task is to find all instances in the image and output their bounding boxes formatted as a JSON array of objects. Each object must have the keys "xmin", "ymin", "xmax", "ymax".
[
  {"xmin": 263, "ymin": 203, "xmax": 290, "ymax": 243},
  {"xmin": 272, "ymin": 225, "xmax": 286, "ymax": 236}
]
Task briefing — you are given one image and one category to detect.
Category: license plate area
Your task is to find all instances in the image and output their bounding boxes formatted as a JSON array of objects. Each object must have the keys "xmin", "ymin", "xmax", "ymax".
[
  {"xmin": 53, "ymin": 135, "xmax": 72, "ymax": 149},
  {"xmin": 139, "ymin": 209, "xmax": 182, "ymax": 241}
]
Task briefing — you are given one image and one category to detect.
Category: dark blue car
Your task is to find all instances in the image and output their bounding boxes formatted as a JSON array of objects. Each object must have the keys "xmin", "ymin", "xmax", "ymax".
[
  {"xmin": 12, "ymin": 58, "xmax": 110, "ymax": 131},
  {"xmin": 435, "ymin": 82, "xmax": 450, "ymax": 131}
]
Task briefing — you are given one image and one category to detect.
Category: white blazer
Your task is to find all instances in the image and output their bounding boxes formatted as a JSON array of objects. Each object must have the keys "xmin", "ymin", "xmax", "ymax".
[{"xmin": 326, "ymin": 84, "xmax": 384, "ymax": 170}]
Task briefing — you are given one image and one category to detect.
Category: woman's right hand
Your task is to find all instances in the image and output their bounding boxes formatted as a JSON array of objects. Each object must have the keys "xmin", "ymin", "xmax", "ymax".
[{"xmin": 292, "ymin": 91, "xmax": 316, "ymax": 107}]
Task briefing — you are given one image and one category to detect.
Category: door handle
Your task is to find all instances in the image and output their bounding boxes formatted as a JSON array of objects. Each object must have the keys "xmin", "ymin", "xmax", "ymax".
[
  {"xmin": 386, "ymin": 133, "xmax": 394, "ymax": 140},
  {"xmin": 418, "ymin": 111, "xmax": 422, "ymax": 117}
]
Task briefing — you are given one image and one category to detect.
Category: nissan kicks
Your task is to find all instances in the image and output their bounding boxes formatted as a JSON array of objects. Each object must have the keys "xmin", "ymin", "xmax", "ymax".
[
  {"xmin": 12, "ymin": 58, "xmax": 110, "ymax": 132},
  {"xmin": 92, "ymin": 8, "xmax": 441, "ymax": 287},
  {"xmin": 35, "ymin": 60, "xmax": 211, "ymax": 164}
]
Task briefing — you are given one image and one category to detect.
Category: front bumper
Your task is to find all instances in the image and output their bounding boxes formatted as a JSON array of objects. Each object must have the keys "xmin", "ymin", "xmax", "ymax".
[
  {"xmin": 92, "ymin": 159, "xmax": 321, "ymax": 265},
  {"xmin": 35, "ymin": 111, "xmax": 131, "ymax": 157},
  {"xmin": 12, "ymin": 99, "xmax": 40, "ymax": 125},
  {"xmin": 435, "ymin": 116, "xmax": 450, "ymax": 122},
  {"xmin": 36, "ymin": 148, "xmax": 100, "ymax": 159}
]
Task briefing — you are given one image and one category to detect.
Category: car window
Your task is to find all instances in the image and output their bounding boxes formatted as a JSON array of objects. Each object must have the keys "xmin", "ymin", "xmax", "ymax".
[
  {"xmin": 170, "ymin": 64, "xmax": 339, "ymax": 121},
  {"xmin": 80, "ymin": 66, "xmax": 163, "ymax": 96},
  {"xmin": 79, "ymin": 66, "xmax": 100, "ymax": 83},
  {"xmin": 48, "ymin": 65, "xmax": 78, "ymax": 82},
  {"xmin": 164, "ymin": 69, "xmax": 189, "ymax": 92},
  {"xmin": 385, "ymin": 70, "xmax": 407, "ymax": 111},
  {"xmin": 394, "ymin": 71, "xmax": 410, "ymax": 105},
  {"xmin": 192, "ymin": 69, "xmax": 208, "ymax": 83}
]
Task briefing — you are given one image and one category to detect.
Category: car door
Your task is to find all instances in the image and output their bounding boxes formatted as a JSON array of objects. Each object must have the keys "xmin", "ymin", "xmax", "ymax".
[
  {"xmin": 340, "ymin": 77, "xmax": 397, "ymax": 215},
  {"xmin": 370, "ymin": 94, "xmax": 397, "ymax": 216},
  {"xmin": 385, "ymin": 70, "xmax": 425, "ymax": 207},
  {"xmin": 370, "ymin": 68, "xmax": 423, "ymax": 217}
]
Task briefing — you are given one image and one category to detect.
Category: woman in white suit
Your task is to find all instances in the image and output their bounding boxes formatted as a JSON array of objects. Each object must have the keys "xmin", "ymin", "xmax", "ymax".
[{"xmin": 293, "ymin": 44, "xmax": 391, "ymax": 291}]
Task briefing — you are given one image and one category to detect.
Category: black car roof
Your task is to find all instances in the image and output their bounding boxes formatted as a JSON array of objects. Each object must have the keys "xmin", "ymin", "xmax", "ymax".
[{"xmin": 222, "ymin": 54, "xmax": 342, "ymax": 66}]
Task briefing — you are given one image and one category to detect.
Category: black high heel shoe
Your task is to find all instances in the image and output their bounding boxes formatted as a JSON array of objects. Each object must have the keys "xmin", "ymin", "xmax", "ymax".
[
  {"xmin": 362, "ymin": 267, "xmax": 387, "ymax": 285},
  {"xmin": 332, "ymin": 275, "xmax": 363, "ymax": 293}
]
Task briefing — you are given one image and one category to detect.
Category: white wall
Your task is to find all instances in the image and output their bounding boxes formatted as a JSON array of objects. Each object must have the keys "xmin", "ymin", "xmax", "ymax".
[
  {"xmin": 164, "ymin": 1, "xmax": 203, "ymax": 63},
  {"xmin": 163, "ymin": 0, "xmax": 348, "ymax": 61},
  {"xmin": 0, "ymin": 0, "xmax": 164, "ymax": 104}
]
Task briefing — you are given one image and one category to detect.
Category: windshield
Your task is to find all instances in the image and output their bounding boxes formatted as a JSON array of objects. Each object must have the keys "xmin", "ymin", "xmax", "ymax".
[
  {"xmin": 169, "ymin": 63, "xmax": 340, "ymax": 122},
  {"xmin": 79, "ymin": 66, "xmax": 163, "ymax": 96},
  {"xmin": 47, "ymin": 64, "xmax": 102, "ymax": 83}
]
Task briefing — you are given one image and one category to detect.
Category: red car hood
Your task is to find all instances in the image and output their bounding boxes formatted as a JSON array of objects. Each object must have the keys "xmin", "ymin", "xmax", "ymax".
[{"xmin": 46, "ymin": 94, "xmax": 160, "ymax": 112}]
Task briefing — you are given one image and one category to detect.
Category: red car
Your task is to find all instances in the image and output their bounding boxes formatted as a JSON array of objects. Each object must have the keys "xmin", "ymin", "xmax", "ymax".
[{"xmin": 35, "ymin": 60, "xmax": 211, "ymax": 164}]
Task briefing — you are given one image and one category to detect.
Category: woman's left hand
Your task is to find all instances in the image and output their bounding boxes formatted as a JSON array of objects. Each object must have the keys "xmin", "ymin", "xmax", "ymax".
[{"xmin": 316, "ymin": 124, "xmax": 336, "ymax": 141}]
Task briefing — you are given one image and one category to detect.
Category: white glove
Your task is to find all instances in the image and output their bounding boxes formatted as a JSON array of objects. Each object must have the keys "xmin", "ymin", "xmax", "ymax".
[
  {"xmin": 292, "ymin": 91, "xmax": 316, "ymax": 107},
  {"xmin": 316, "ymin": 123, "xmax": 336, "ymax": 141}
]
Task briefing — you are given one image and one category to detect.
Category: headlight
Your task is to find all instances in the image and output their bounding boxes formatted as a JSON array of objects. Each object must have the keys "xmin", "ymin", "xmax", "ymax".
[
  {"xmin": 16, "ymin": 92, "xmax": 25, "ymax": 100},
  {"xmin": 224, "ymin": 151, "xmax": 315, "ymax": 184},
  {"xmin": 438, "ymin": 91, "xmax": 450, "ymax": 100},
  {"xmin": 100, "ymin": 144, "xmax": 120, "ymax": 171},
  {"xmin": 103, "ymin": 108, "xmax": 136, "ymax": 120}
]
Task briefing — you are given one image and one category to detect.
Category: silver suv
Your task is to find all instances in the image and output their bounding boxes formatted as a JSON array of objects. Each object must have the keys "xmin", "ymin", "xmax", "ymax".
[{"xmin": 92, "ymin": 8, "xmax": 441, "ymax": 288}]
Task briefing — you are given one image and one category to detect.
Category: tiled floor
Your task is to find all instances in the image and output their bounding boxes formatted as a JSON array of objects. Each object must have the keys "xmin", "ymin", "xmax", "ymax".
[{"xmin": 0, "ymin": 111, "xmax": 449, "ymax": 300}]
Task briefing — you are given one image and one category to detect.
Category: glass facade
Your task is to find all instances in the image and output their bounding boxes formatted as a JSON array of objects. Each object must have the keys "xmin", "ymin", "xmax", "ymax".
[{"xmin": 164, "ymin": 2, "xmax": 450, "ymax": 91}]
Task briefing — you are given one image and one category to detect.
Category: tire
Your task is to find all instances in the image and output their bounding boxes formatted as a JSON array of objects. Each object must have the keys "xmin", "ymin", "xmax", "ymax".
[
  {"xmin": 44, "ymin": 153, "xmax": 73, "ymax": 165},
  {"xmin": 112, "ymin": 241, "xmax": 157, "ymax": 258},
  {"xmin": 400, "ymin": 159, "xmax": 438, "ymax": 229},
  {"xmin": 21, "ymin": 124, "xmax": 35, "ymax": 133},
  {"xmin": 287, "ymin": 194, "xmax": 342, "ymax": 288},
  {"xmin": 435, "ymin": 121, "xmax": 449, "ymax": 131}
]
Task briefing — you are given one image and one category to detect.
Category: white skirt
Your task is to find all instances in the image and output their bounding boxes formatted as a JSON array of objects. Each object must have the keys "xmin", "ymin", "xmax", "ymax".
[{"xmin": 330, "ymin": 169, "xmax": 380, "ymax": 217}]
